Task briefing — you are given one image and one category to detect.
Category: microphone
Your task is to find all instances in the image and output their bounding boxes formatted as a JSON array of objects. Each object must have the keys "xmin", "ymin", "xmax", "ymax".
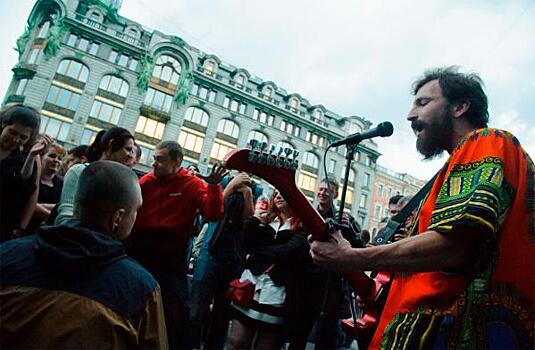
[{"xmin": 330, "ymin": 121, "xmax": 394, "ymax": 147}]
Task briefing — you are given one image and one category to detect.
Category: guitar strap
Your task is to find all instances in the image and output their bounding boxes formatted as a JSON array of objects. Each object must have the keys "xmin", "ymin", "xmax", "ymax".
[{"xmin": 373, "ymin": 168, "xmax": 441, "ymax": 245}]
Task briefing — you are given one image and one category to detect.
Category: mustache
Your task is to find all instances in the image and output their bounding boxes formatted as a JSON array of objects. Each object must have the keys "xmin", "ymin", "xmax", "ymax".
[{"xmin": 411, "ymin": 120, "xmax": 425, "ymax": 132}]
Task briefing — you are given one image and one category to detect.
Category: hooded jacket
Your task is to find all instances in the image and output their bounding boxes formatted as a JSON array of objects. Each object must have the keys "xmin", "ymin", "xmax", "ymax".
[{"xmin": 0, "ymin": 220, "xmax": 168, "ymax": 349}]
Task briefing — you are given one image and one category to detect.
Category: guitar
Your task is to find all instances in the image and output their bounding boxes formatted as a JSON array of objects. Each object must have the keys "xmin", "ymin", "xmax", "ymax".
[{"xmin": 222, "ymin": 141, "xmax": 391, "ymax": 347}]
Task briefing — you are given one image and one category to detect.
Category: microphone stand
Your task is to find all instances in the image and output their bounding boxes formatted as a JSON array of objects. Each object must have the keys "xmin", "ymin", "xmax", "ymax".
[{"xmin": 316, "ymin": 143, "xmax": 359, "ymax": 349}]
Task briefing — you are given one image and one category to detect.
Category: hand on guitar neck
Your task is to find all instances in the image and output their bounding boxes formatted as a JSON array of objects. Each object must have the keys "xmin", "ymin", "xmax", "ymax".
[{"xmin": 222, "ymin": 142, "xmax": 390, "ymax": 347}]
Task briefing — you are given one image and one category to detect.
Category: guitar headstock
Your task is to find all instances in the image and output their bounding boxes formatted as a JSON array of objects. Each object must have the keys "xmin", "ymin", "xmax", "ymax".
[
  {"xmin": 223, "ymin": 140, "xmax": 300, "ymax": 189},
  {"xmin": 223, "ymin": 139, "xmax": 328, "ymax": 240}
]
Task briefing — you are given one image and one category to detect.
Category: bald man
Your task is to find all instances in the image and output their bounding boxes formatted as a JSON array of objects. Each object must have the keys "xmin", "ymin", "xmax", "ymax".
[{"xmin": 0, "ymin": 161, "xmax": 168, "ymax": 349}]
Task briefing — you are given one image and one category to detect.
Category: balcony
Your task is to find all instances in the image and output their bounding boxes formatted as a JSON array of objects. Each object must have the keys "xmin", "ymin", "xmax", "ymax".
[{"xmin": 74, "ymin": 14, "xmax": 148, "ymax": 49}]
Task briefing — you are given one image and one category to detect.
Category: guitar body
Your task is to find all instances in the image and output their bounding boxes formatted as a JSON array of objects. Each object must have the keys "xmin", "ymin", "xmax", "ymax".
[{"xmin": 222, "ymin": 145, "xmax": 387, "ymax": 347}]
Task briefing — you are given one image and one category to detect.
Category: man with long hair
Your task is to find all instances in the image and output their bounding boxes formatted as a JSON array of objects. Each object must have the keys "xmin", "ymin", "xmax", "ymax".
[{"xmin": 311, "ymin": 67, "xmax": 534, "ymax": 348}]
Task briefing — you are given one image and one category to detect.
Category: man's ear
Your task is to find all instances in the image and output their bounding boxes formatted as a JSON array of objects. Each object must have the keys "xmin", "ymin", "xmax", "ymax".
[
  {"xmin": 452, "ymin": 100, "xmax": 471, "ymax": 119},
  {"xmin": 111, "ymin": 208, "xmax": 126, "ymax": 233}
]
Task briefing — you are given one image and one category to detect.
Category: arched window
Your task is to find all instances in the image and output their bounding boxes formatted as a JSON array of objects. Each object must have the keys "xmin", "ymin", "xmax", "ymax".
[
  {"xmin": 314, "ymin": 109, "xmax": 324, "ymax": 122},
  {"xmin": 99, "ymin": 75, "xmax": 129, "ymax": 97},
  {"xmin": 302, "ymin": 152, "xmax": 319, "ymax": 169},
  {"xmin": 289, "ymin": 97, "xmax": 300, "ymax": 113},
  {"xmin": 234, "ymin": 74, "xmax": 246, "ymax": 88},
  {"xmin": 184, "ymin": 107, "xmax": 209, "ymax": 127},
  {"xmin": 57, "ymin": 59, "xmax": 89, "ymax": 83},
  {"xmin": 203, "ymin": 60, "xmax": 216, "ymax": 76},
  {"xmin": 263, "ymin": 86, "xmax": 274, "ymax": 100},
  {"xmin": 247, "ymin": 130, "xmax": 268, "ymax": 144},
  {"xmin": 87, "ymin": 9, "xmax": 104, "ymax": 23},
  {"xmin": 152, "ymin": 55, "xmax": 181, "ymax": 85},
  {"xmin": 277, "ymin": 141, "xmax": 295, "ymax": 151},
  {"xmin": 217, "ymin": 119, "xmax": 239, "ymax": 139},
  {"xmin": 36, "ymin": 21, "xmax": 50, "ymax": 39}
]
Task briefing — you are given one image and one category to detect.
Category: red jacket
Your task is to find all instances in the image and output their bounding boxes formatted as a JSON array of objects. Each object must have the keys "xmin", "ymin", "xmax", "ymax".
[
  {"xmin": 135, "ymin": 167, "xmax": 223, "ymax": 233},
  {"xmin": 129, "ymin": 168, "xmax": 223, "ymax": 271}
]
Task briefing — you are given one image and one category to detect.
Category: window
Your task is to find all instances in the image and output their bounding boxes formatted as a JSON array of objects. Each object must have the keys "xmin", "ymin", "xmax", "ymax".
[
  {"xmin": 345, "ymin": 188, "xmax": 354, "ymax": 204},
  {"xmin": 263, "ymin": 86, "xmax": 273, "ymax": 100},
  {"xmin": 178, "ymin": 129, "xmax": 204, "ymax": 154},
  {"xmin": 108, "ymin": 50, "xmax": 118, "ymax": 63},
  {"xmin": 341, "ymin": 166, "xmax": 355, "ymax": 183},
  {"xmin": 153, "ymin": 55, "xmax": 181, "ymax": 85},
  {"xmin": 313, "ymin": 109, "xmax": 324, "ymax": 123},
  {"xmin": 302, "ymin": 152, "xmax": 319, "ymax": 169},
  {"xmin": 81, "ymin": 128, "xmax": 100, "ymax": 145},
  {"xmin": 235, "ymin": 74, "xmax": 245, "ymax": 88},
  {"xmin": 126, "ymin": 28, "xmax": 139, "ymax": 38},
  {"xmin": 57, "ymin": 59, "xmax": 89, "ymax": 83},
  {"xmin": 377, "ymin": 184, "xmax": 384, "ymax": 197},
  {"xmin": 383, "ymin": 207, "xmax": 389, "ymax": 219},
  {"xmin": 99, "ymin": 75, "xmax": 129, "ymax": 97},
  {"xmin": 248, "ymin": 130, "xmax": 268, "ymax": 144},
  {"xmin": 66, "ymin": 34, "xmax": 77, "ymax": 46},
  {"xmin": 37, "ymin": 21, "xmax": 50, "ymax": 39},
  {"xmin": 27, "ymin": 48, "xmax": 43, "ymax": 65},
  {"xmin": 90, "ymin": 100, "xmax": 122, "ymax": 124},
  {"xmin": 184, "ymin": 107, "xmax": 209, "ymax": 127},
  {"xmin": 199, "ymin": 87, "xmax": 208, "ymax": 100},
  {"xmin": 144, "ymin": 88, "xmax": 172, "ymax": 113},
  {"xmin": 252, "ymin": 109, "xmax": 274, "ymax": 126},
  {"xmin": 138, "ymin": 146, "xmax": 156, "ymax": 165},
  {"xmin": 204, "ymin": 61, "xmax": 215, "ymax": 76},
  {"xmin": 77, "ymin": 37, "xmax": 89, "ymax": 51},
  {"xmin": 129, "ymin": 59, "xmax": 139, "ymax": 71},
  {"xmin": 210, "ymin": 141, "xmax": 234, "ymax": 161},
  {"xmin": 39, "ymin": 115, "xmax": 71, "ymax": 142},
  {"xmin": 117, "ymin": 54, "xmax": 129, "ymax": 67},
  {"xmin": 306, "ymin": 131, "xmax": 325, "ymax": 147},
  {"xmin": 387, "ymin": 187, "xmax": 393, "ymax": 199},
  {"xmin": 136, "ymin": 116, "xmax": 165, "ymax": 139},
  {"xmin": 328, "ymin": 159, "xmax": 336, "ymax": 173},
  {"xmin": 88, "ymin": 42, "xmax": 99, "ymax": 55},
  {"xmin": 298, "ymin": 172, "xmax": 317, "ymax": 192},
  {"xmin": 46, "ymin": 85, "xmax": 81, "ymax": 110},
  {"xmin": 280, "ymin": 120, "xmax": 294, "ymax": 134},
  {"xmin": 217, "ymin": 119, "xmax": 239, "ymax": 139},
  {"xmin": 374, "ymin": 204, "xmax": 382, "ymax": 218},
  {"xmin": 65, "ymin": 34, "xmax": 100, "ymax": 55},
  {"xmin": 208, "ymin": 90, "xmax": 216, "ymax": 103},
  {"xmin": 277, "ymin": 141, "xmax": 295, "ymax": 151},
  {"xmin": 289, "ymin": 97, "xmax": 299, "ymax": 113},
  {"xmin": 363, "ymin": 173, "xmax": 371, "ymax": 187},
  {"xmin": 14, "ymin": 79, "xmax": 29, "ymax": 96},
  {"xmin": 224, "ymin": 97, "xmax": 246, "ymax": 114},
  {"xmin": 190, "ymin": 84, "xmax": 199, "ymax": 95},
  {"xmin": 359, "ymin": 194, "xmax": 368, "ymax": 208}
]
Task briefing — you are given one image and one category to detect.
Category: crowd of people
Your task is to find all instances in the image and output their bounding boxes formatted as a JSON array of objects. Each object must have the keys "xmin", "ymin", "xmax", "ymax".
[{"xmin": 1, "ymin": 66, "xmax": 533, "ymax": 349}]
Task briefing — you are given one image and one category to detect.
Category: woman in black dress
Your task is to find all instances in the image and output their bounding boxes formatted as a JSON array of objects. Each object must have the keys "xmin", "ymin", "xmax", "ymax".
[{"xmin": 226, "ymin": 189, "xmax": 310, "ymax": 350}]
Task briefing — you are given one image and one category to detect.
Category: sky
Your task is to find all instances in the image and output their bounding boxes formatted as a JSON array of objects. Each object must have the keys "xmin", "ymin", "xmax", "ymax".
[{"xmin": 1, "ymin": 0, "xmax": 534, "ymax": 180}]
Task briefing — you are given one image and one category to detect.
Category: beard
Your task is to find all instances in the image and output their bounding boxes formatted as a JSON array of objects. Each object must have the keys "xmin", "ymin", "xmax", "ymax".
[{"xmin": 413, "ymin": 105, "xmax": 454, "ymax": 160}]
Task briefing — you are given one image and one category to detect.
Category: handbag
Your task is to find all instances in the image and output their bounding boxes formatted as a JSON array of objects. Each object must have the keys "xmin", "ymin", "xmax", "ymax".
[
  {"xmin": 226, "ymin": 278, "xmax": 255, "ymax": 308},
  {"xmin": 226, "ymin": 264, "xmax": 275, "ymax": 308}
]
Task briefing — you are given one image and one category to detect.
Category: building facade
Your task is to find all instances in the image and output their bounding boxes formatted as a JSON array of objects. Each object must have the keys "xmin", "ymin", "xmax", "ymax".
[
  {"xmin": 367, "ymin": 165, "xmax": 426, "ymax": 237},
  {"xmin": 3, "ymin": 0, "xmax": 384, "ymax": 227}
]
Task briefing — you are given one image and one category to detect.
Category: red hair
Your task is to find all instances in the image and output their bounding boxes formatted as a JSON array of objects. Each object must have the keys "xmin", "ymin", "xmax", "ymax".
[{"xmin": 267, "ymin": 190, "xmax": 302, "ymax": 232}]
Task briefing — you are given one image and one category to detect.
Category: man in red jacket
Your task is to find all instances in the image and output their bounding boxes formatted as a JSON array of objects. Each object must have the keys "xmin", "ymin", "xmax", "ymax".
[{"xmin": 128, "ymin": 140, "xmax": 226, "ymax": 350}]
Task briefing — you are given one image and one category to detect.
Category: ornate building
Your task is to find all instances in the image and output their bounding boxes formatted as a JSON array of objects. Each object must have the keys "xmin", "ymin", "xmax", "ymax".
[
  {"xmin": 3, "ymin": 0, "xmax": 385, "ymax": 227},
  {"xmin": 367, "ymin": 165, "xmax": 426, "ymax": 237}
]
